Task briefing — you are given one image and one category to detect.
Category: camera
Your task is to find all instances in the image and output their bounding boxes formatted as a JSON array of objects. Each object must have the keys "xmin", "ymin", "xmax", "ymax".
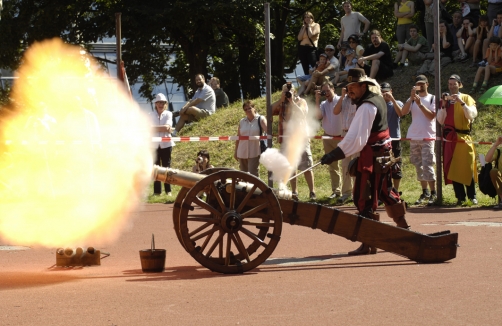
[
  {"xmin": 320, "ymin": 91, "xmax": 327, "ymax": 96},
  {"xmin": 285, "ymin": 82, "xmax": 293, "ymax": 99},
  {"xmin": 442, "ymin": 92, "xmax": 452, "ymax": 101},
  {"xmin": 196, "ymin": 156, "xmax": 203, "ymax": 164}
]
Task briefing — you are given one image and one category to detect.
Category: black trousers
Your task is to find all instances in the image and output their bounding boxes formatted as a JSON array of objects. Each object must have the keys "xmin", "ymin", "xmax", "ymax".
[
  {"xmin": 452, "ymin": 178, "xmax": 476, "ymax": 202},
  {"xmin": 154, "ymin": 146, "xmax": 172, "ymax": 194},
  {"xmin": 298, "ymin": 45, "xmax": 315, "ymax": 75}
]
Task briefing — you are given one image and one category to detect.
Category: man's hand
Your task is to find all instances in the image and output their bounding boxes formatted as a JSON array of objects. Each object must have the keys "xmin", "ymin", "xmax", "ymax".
[
  {"xmin": 341, "ymin": 87, "xmax": 347, "ymax": 97},
  {"xmin": 321, "ymin": 152, "xmax": 337, "ymax": 165}
]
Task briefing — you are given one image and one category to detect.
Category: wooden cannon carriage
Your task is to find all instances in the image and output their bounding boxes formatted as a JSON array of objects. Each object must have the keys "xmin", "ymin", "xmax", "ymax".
[{"xmin": 153, "ymin": 165, "xmax": 458, "ymax": 274}]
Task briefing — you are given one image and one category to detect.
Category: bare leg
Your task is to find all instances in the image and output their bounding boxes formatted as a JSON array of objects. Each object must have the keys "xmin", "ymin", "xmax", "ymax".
[
  {"xmin": 304, "ymin": 170, "xmax": 315, "ymax": 193},
  {"xmin": 369, "ymin": 60, "xmax": 380, "ymax": 79},
  {"xmin": 400, "ymin": 50, "xmax": 409, "ymax": 64}
]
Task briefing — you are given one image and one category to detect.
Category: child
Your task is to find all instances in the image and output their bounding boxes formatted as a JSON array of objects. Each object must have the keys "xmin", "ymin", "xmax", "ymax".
[
  {"xmin": 192, "ymin": 150, "xmax": 214, "ymax": 173},
  {"xmin": 304, "ymin": 53, "xmax": 332, "ymax": 95},
  {"xmin": 332, "ymin": 48, "xmax": 356, "ymax": 84},
  {"xmin": 471, "ymin": 36, "xmax": 502, "ymax": 93},
  {"xmin": 471, "ymin": 15, "xmax": 490, "ymax": 67}
]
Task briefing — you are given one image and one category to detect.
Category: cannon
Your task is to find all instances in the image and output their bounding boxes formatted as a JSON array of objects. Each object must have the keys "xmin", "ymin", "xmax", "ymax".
[{"xmin": 153, "ymin": 166, "xmax": 458, "ymax": 274}]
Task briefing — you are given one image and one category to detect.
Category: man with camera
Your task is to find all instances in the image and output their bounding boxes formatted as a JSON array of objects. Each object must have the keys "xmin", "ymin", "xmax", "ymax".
[
  {"xmin": 271, "ymin": 82, "xmax": 316, "ymax": 201},
  {"xmin": 399, "ymin": 75, "xmax": 437, "ymax": 205},
  {"xmin": 437, "ymin": 74, "xmax": 478, "ymax": 205},
  {"xmin": 314, "ymin": 81, "xmax": 346, "ymax": 201},
  {"xmin": 320, "ymin": 68, "xmax": 410, "ymax": 256}
]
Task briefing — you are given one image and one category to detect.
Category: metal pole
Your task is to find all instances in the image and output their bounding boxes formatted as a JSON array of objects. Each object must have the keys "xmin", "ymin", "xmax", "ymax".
[
  {"xmin": 433, "ymin": 1, "xmax": 443, "ymax": 203},
  {"xmin": 115, "ymin": 13, "xmax": 122, "ymax": 80},
  {"xmin": 264, "ymin": 3, "xmax": 273, "ymax": 187}
]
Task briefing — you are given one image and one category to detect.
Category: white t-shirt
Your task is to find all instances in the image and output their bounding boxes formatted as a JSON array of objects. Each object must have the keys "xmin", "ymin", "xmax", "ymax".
[
  {"xmin": 406, "ymin": 94, "xmax": 436, "ymax": 139},
  {"xmin": 150, "ymin": 109, "xmax": 174, "ymax": 148},
  {"xmin": 320, "ymin": 95, "xmax": 343, "ymax": 136},
  {"xmin": 341, "ymin": 12, "xmax": 367, "ymax": 41},
  {"xmin": 193, "ymin": 84, "xmax": 216, "ymax": 114},
  {"xmin": 339, "ymin": 102, "xmax": 376, "ymax": 157}
]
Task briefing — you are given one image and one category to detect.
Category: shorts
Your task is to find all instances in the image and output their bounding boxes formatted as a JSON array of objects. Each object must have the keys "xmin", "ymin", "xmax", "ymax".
[
  {"xmin": 409, "ymin": 140, "xmax": 436, "ymax": 182},
  {"xmin": 281, "ymin": 142, "xmax": 313, "ymax": 171}
]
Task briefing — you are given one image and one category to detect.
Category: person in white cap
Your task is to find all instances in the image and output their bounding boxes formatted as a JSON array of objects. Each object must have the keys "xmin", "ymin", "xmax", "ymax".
[{"xmin": 150, "ymin": 93, "xmax": 174, "ymax": 196}]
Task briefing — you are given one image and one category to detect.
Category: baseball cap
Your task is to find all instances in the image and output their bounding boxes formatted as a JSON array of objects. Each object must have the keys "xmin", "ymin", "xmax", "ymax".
[
  {"xmin": 325, "ymin": 44, "xmax": 335, "ymax": 50},
  {"xmin": 380, "ymin": 82, "xmax": 391, "ymax": 92},
  {"xmin": 345, "ymin": 48, "xmax": 355, "ymax": 55},
  {"xmin": 449, "ymin": 74, "xmax": 462, "ymax": 84},
  {"xmin": 415, "ymin": 75, "xmax": 428, "ymax": 84}
]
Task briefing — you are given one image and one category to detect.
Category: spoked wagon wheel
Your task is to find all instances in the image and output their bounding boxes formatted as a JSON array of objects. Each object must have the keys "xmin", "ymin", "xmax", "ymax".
[
  {"xmin": 172, "ymin": 168, "xmax": 231, "ymax": 251},
  {"xmin": 178, "ymin": 170, "xmax": 282, "ymax": 274}
]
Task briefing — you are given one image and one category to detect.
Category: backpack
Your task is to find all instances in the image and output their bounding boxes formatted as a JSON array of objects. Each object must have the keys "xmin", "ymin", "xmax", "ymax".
[{"xmin": 478, "ymin": 148, "xmax": 501, "ymax": 198}]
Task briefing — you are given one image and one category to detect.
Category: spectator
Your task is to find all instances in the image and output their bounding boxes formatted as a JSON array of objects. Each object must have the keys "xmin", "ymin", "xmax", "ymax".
[
  {"xmin": 485, "ymin": 136, "xmax": 502, "ymax": 209},
  {"xmin": 459, "ymin": 0, "xmax": 480, "ymax": 28},
  {"xmin": 424, "ymin": 0, "xmax": 434, "ymax": 49},
  {"xmin": 455, "ymin": 17, "xmax": 475, "ymax": 62},
  {"xmin": 380, "ymin": 82, "xmax": 404, "ymax": 193},
  {"xmin": 320, "ymin": 68, "xmax": 410, "ymax": 255},
  {"xmin": 471, "ymin": 15, "xmax": 490, "ymax": 67},
  {"xmin": 394, "ymin": 0, "xmax": 415, "ymax": 44},
  {"xmin": 314, "ymin": 81, "xmax": 346, "ymax": 200},
  {"xmin": 324, "ymin": 44, "xmax": 340, "ymax": 80},
  {"xmin": 234, "ymin": 100, "xmax": 267, "ymax": 177},
  {"xmin": 209, "ymin": 77, "xmax": 229, "ymax": 109},
  {"xmin": 333, "ymin": 86, "xmax": 357, "ymax": 205},
  {"xmin": 488, "ymin": 1, "xmax": 502, "ymax": 25},
  {"xmin": 449, "ymin": 11, "xmax": 463, "ymax": 58},
  {"xmin": 394, "ymin": 24, "xmax": 429, "ymax": 68},
  {"xmin": 357, "ymin": 30, "xmax": 394, "ymax": 80},
  {"xmin": 437, "ymin": 74, "xmax": 478, "ymax": 205},
  {"xmin": 483, "ymin": 11, "xmax": 502, "ymax": 60},
  {"xmin": 415, "ymin": 0, "xmax": 427, "ymax": 38},
  {"xmin": 332, "ymin": 48, "xmax": 356, "ymax": 84},
  {"xmin": 337, "ymin": 0, "xmax": 370, "ymax": 70},
  {"xmin": 303, "ymin": 53, "xmax": 333, "ymax": 96},
  {"xmin": 150, "ymin": 93, "xmax": 174, "ymax": 196},
  {"xmin": 399, "ymin": 76, "xmax": 438, "ymax": 205},
  {"xmin": 174, "ymin": 74, "xmax": 215, "ymax": 135},
  {"xmin": 271, "ymin": 83, "xmax": 316, "ymax": 200},
  {"xmin": 470, "ymin": 36, "xmax": 502, "ymax": 93},
  {"xmin": 348, "ymin": 34, "xmax": 365, "ymax": 58},
  {"xmin": 338, "ymin": 1, "xmax": 370, "ymax": 45},
  {"xmin": 192, "ymin": 150, "xmax": 214, "ymax": 173},
  {"xmin": 297, "ymin": 11, "xmax": 321, "ymax": 75},
  {"xmin": 416, "ymin": 21, "xmax": 454, "ymax": 77}
]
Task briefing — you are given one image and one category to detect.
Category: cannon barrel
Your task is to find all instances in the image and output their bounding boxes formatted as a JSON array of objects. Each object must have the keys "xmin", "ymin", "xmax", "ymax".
[{"xmin": 152, "ymin": 165, "xmax": 292, "ymax": 200}]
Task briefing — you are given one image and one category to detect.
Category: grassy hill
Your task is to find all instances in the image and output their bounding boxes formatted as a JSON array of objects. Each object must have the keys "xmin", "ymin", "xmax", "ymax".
[{"xmin": 148, "ymin": 60, "xmax": 502, "ymax": 208}]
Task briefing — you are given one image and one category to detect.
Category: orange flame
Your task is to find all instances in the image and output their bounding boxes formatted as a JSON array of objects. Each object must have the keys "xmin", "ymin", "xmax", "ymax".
[{"xmin": 0, "ymin": 38, "xmax": 153, "ymax": 247}]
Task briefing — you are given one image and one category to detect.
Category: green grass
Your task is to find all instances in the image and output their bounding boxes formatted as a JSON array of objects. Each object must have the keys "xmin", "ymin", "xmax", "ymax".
[{"xmin": 147, "ymin": 61, "xmax": 502, "ymax": 208}]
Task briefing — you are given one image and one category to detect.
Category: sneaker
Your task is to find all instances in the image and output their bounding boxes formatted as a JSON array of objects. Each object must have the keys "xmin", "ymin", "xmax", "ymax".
[
  {"xmin": 309, "ymin": 192, "xmax": 317, "ymax": 200},
  {"xmin": 167, "ymin": 192, "xmax": 172, "ymax": 196},
  {"xmin": 459, "ymin": 53, "xmax": 469, "ymax": 62},
  {"xmin": 292, "ymin": 192, "xmax": 299, "ymax": 201},
  {"xmin": 456, "ymin": 199, "xmax": 464, "ymax": 206},
  {"xmin": 329, "ymin": 193, "xmax": 340, "ymax": 199},
  {"xmin": 470, "ymin": 198, "xmax": 478, "ymax": 205},
  {"xmin": 427, "ymin": 194, "xmax": 437, "ymax": 206},
  {"xmin": 414, "ymin": 193, "xmax": 430, "ymax": 205},
  {"xmin": 337, "ymin": 194, "xmax": 352, "ymax": 205},
  {"xmin": 478, "ymin": 59, "xmax": 487, "ymax": 67},
  {"xmin": 494, "ymin": 203, "xmax": 502, "ymax": 209}
]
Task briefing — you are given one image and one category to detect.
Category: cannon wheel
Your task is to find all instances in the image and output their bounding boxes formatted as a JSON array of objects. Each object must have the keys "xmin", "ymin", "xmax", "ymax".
[
  {"xmin": 172, "ymin": 168, "xmax": 231, "ymax": 251},
  {"xmin": 178, "ymin": 170, "xmax": 282, "ymax": 274}
]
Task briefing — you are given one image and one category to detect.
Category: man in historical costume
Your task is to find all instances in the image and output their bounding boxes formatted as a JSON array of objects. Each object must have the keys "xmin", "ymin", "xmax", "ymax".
[
  {"xmin": 437, "ymin": 74, "xmax": 478, "ymax": 205},
  {"xmin": 320, "ymin": 68, "xmax": 410, "ymax": 255}
]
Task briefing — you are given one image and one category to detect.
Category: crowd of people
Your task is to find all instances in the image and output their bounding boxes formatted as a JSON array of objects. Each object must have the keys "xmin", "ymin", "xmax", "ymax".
[{"xmin": 150, "ymin": 2, "xmax": 502, "ymax": 213}]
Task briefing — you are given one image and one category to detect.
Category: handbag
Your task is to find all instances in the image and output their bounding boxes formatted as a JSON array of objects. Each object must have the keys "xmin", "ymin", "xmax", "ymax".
[
  {"xmin": 478, "ymin": 148, "xmax": 500, "ymax": 197},
  {"xmin": 258, "ymin": 115, "xmax": 267, "ymax": 153},
  {"xmin": 306, "ymin": 30, "xmax": 321, "ymax": 68}
]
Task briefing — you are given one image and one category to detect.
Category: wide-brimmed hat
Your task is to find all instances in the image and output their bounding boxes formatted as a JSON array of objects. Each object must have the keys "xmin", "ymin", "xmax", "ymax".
[
  {"xmin": 344, "ymin": 68, "xmax": 379, "ymax": 87},
  {"xmin": 153, "ymin": 93, "xmax": 167, "ymax": 103}
]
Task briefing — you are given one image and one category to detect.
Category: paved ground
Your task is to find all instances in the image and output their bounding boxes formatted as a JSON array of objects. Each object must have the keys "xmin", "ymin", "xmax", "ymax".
[{"xmin": 1, "ymin": 203, "xmax": 502, "ymax": 325}]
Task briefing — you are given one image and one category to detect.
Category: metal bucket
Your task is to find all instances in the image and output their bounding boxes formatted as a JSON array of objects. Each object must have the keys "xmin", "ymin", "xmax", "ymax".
[{"xmin": 139, "ymin": 234, "xmax": 165, "ymax": 273}]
